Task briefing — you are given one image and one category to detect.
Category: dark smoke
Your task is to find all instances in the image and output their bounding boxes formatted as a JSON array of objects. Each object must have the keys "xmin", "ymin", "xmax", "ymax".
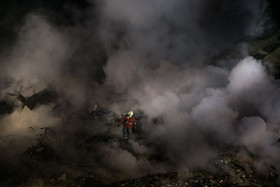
[{"xmin": 1, "ymin": 0, "xmax": 280, "ymax": 184}]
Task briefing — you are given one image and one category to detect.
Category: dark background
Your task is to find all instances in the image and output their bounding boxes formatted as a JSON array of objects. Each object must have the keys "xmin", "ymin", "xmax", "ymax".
[{"xmin": 0, "ymin": 0, "xmax": 279, "ymax": 50}]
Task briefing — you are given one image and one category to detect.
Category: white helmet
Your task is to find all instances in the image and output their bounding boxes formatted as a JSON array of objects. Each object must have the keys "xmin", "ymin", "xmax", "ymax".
[{"xmin": 128, "ymin": 111, "xmax": 134, "ymax": 118}]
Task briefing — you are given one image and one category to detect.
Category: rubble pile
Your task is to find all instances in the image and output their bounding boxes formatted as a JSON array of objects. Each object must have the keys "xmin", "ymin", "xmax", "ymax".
[
  {"xmin": 2, "ymin": 137, "xmax": 277, "ymax": 186},
  {"xmin": 249, "ymin": 29, "xmax": 280, "ymax": 78},
  {"xmin": 111, "ymin": 151, "xmax": 278, "ymax": 187}
]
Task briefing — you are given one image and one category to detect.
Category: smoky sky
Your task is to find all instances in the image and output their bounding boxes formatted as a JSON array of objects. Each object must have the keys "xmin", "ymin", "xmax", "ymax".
[
  {"xmin": 0, "ymin": 0, "xmax": 280, "ymax": 184},
  {"xmin": 97, "ymin": 0, "xmax": 267, "ymax": 64}
]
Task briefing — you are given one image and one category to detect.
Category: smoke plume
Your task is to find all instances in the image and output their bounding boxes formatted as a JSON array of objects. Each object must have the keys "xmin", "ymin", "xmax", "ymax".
[{"xmin": 1, "ymin": 0, "xmax": 280, "ymax": 183}]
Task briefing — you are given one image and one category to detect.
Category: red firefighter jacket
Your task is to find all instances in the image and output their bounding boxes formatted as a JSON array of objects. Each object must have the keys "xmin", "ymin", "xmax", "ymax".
[{"xmin": 119, "ymin": 115, "xmax": 136, "ymax": 129}]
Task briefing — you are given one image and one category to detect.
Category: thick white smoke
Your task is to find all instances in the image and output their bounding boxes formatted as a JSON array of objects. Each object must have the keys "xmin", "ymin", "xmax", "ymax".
[{"xmin": 1, "ymin": 0, "xmax": 280, "ymax": 183}]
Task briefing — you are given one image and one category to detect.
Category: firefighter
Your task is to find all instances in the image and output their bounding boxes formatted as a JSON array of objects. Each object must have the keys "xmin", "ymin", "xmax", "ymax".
[{"xmin": 118, "ymin": 111, "xmax": 136, "ymax": 140}]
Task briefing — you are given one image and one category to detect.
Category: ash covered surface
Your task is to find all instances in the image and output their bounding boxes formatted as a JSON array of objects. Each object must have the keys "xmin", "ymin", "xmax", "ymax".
[{"xmin": 0, "ymin": 130, "xmax": 279, "ymax": 186}]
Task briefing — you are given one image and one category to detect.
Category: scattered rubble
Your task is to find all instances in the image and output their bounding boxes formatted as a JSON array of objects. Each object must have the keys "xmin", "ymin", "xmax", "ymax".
[
  {"xmin": 1, "ymin": 134, "xmax": 277, "ymax": 186},
  {"xmin": 1, "ymin": 82, "xmax": 280, "ymax": 186},
  {"xmin": 249, "ymin": 29, "xmax": 280, "ymax": 78},
  {"xmin": 109, "ymin": 150, "xmax": 278, "ymax": 187}
]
